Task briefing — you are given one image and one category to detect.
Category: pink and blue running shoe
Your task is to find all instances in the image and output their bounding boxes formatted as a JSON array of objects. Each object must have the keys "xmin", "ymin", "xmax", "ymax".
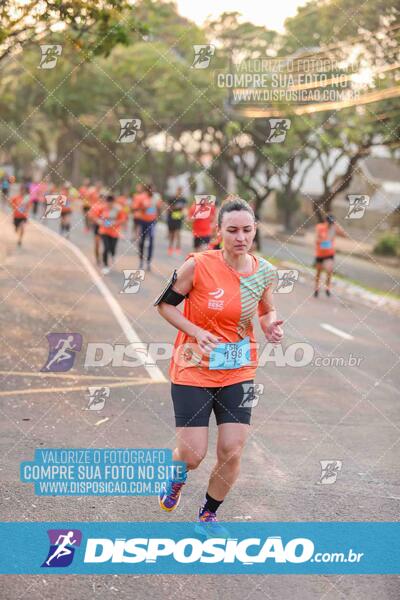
[
  {"xmin": 194, "ymin": 508, "xmax": 230, "ymax": 538},
  {"xmin": 159, "ymin": 479, "xmax": 186, "ymax": 512}
]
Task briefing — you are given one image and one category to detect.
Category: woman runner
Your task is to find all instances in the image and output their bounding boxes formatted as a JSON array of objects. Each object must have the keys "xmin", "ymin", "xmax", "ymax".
[
  {"xmin": 10, "ymin": 183, "xmax": 32, "ymax": 246},
  {"xmin": 166, "ymin": 186, "xmax": 187, "ymax": 256},
  {"xmin": 94, "ymin": 194, "xmax": 127, "ymax": 274},
  {"xmin": 131, "ymin": 183, "xmax": 146, "ymax": 243},
  {"xmin": 154, "ymin": 197, "xmax": 283, "ymax": 533},
  {"xmin": 59, "ymin": 183, "xmax": 74, "ymax": 238},
  {"xmin": 314, "ymin": 214, "xmax": 347, "ymax": 297},
  {"xmin": 188, "ymin": 196, "xmax": 216, "ymax": 252},
  {"xmin": 136, "ymin": 184, "xmax": 163, "ymax": 271}
]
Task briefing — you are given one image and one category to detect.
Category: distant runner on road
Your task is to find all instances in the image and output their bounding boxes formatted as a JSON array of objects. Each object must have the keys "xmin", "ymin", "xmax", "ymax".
[
  {"xmin": 136, "ymin": 184, "xmax": 163, "ymax": 272},
  {"xmin": 314, "ymin": 214, "xmax": 347, "ymax": 297},
  {"xmin": 188, "ymin": 196, "xmax": 216, "ymax": 252},
  {"xmin": 93, "ymin": 194, "xmax": 127, "ymax": 274},
  {"xmin": 131, "ymin": 183, "xmax": 146, "ymax": 243},
  {"xmin": 166, "ymin": 186, "xmax": 187, "ymax": 256},
  {"xmin": 10, "ymin": 183, "xmax": 32, "ymax": 246},
  {"xmin": 88, "ymin": 187, "xmax": 106, "ymax": 266},
  {"xmin": 59, "ymin": 182, "xmax": 75, "ymax": 238}
]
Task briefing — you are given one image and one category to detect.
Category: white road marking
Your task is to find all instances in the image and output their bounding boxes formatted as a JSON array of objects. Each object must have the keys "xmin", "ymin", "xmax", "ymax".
[
  {"xmin": 31, "ymin": 221, "xmax": 167, "ymax": 382},
  {"xmin": 320, "ymin": 323, "xmax": 354, "ymax": 340},
  {"xmin": 95, "ymin": 417, "xmax": 110, "ymax": 427}
]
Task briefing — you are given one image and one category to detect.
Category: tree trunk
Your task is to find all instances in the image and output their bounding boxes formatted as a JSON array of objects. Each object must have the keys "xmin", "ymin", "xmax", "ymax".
[
  {"xmin": 313, "ymin": 198, "xmax": 326, "ymax": 223},
  {"xmin": 284, "ymin": 208, "xmax": 292, "ymax": 232},
  {"xmin": 254, "ymin": 192, "xmax": 270, "ymax": 251},
  {"xmin": 208, "ymin": 159, "xmax": 230, "ymax": 198}
]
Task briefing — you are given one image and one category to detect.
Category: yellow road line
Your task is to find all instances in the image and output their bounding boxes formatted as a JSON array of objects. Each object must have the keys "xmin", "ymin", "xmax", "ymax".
[
  {"xmin": 0, "ymin": 371, "xmax": 142, "ymax": 381},
  {"xmin": 0, "ymin": 378, "xmax": 163, "ymax": 397}
]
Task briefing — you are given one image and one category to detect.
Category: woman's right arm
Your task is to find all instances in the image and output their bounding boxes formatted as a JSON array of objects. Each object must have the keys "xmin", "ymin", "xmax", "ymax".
[{"xmin": 157, "ymin": 257, "xmax": 221, "ymax": 352}]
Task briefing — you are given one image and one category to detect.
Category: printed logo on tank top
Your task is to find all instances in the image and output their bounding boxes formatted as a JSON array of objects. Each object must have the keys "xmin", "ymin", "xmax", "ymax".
[{"xmin": 208, "ymin": 287, "xmax": 225, "ymax": 310}]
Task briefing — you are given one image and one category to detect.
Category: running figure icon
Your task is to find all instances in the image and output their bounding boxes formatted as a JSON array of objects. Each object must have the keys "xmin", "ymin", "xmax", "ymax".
[
  {"xmin": 45, "ymin": 531, "xmax": 77, "ymax": 566},
  {"xmin": 41, "ymin": 333, "xmax": 82, "ymax": 372},
  {"xmin": 41, "ymin": 529, "xmax": 82, "ymax": 568}
]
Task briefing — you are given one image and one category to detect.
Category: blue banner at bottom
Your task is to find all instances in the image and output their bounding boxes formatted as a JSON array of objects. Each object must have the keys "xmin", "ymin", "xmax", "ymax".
[{"xmin": 0, "ymin": 522, "xmax": 398, "ymax": 574}]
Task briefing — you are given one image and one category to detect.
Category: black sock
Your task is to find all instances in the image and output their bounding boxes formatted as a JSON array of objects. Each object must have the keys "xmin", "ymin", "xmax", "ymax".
[{"xmin": 202, "ymin": 492, "xmax": 223, "ymax": 514}]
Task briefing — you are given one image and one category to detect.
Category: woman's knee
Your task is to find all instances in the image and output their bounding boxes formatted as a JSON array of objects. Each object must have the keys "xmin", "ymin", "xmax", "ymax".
[
  {"xmin": 217, "ymin": 441, "xmax": 245, "ymax": 465},
  {"xmin": 180, "ymin": 449, "xmax": 206, "ymax": 470}
]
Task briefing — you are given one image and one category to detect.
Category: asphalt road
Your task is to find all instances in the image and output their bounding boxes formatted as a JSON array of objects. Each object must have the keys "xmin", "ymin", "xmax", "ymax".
[{"xmin": 0, "ymin": 208, "xmax": 399, "ymax": 599}]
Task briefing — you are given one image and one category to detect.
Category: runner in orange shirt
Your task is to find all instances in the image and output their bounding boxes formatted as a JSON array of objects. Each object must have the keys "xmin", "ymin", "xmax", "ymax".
[
  {"xmin": 87, "ymin": 185, "xmax": 105, "ymax": 266},
  {"xmin": 136, "ymin": 184, "xmax": 163, "ymax": 271},
  {"xmin": 314, "ymin": 214, "xmax": 347, "ymax": 297},
  {"xmin": 154, "ymin": 197, "xmax": 283, "ymax": 533},
  {"xmin": 131, "ymin": 183, "xmax": 146, "ymax": 243},
  {"xmin": 188, "ymin": 196, "xmax": 217, "ymax": 252},
  {"xmin": 115, "ymin": 193, "xmax": 129, "ymax": 236},
  {"xmin": 10, "ymin": 183, "xmax": 32, "ymax": 246},
  {"xmin": 91, "ymin": 194, "xmax": 127, "ymax": 274},
  {"xmin": 59, "ymin": 183, "xmax": 75, "ymax": 238}
]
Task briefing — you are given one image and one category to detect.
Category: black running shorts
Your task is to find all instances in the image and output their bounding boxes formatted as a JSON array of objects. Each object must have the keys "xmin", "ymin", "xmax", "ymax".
[
  {"xmin": 193, "ymin": 236, "xmax": 211, "ymax": 249},
  {"xmin": 171, "ymin": 380, "xmax": 254, "ymax": 427},
  {"xmin": 13, "ymin": 216, "xmax": 27, "ymax": 229},
  {"xmin": 315, "ymin": 254, "xmax": 335, "ymax": 265}
]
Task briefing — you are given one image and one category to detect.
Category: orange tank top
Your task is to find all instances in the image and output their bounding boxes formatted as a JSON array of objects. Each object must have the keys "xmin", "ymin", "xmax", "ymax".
[
  {"xmin": 315, "ymin": 223, "xmax": 336, "ymax": 258},
  {"xmin": 169, "ymin": 249, "xmax": 277, "ymax": 387}
]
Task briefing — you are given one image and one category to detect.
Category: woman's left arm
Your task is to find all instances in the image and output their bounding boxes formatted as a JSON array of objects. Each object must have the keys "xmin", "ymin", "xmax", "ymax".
[
  {"xmin": 258, "ymin": 286, "xmax": 284, "ymax": 344},
  {"xmin": 335, "ymin": 223, "xmax": 348, "ymax": 238}
]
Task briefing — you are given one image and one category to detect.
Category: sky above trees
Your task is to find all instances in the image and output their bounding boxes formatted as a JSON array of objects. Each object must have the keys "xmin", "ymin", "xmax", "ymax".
[{"xmin": 176, "ymin": 0, "xmax": 308, "ymax": 32}]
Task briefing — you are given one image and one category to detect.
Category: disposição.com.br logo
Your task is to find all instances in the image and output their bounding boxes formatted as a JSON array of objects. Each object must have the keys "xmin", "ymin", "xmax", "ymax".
[{"xmin": 41, "ymin": 529, "xmax": 82, "ymax": 568}]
